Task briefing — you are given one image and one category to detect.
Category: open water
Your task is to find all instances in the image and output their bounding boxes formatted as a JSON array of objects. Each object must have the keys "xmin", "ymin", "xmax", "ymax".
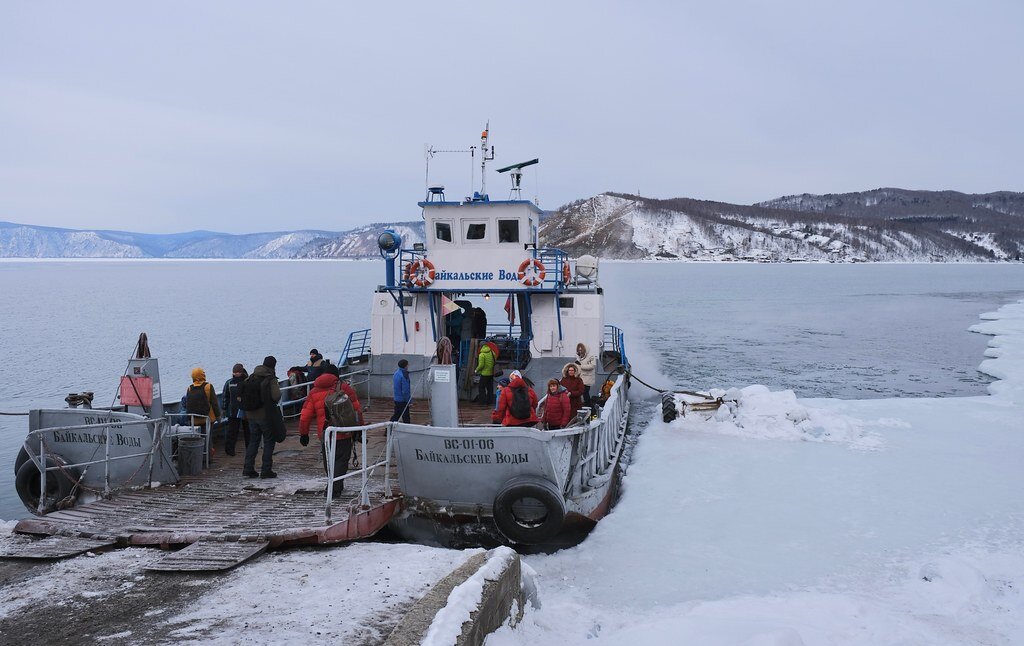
[{"xmin": 1, "ymin": 260, "xmax": 1022, "ymax": 520}]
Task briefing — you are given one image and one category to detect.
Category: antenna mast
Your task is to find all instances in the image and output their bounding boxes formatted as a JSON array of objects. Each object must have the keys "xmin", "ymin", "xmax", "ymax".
[{"xmin": 479, "ymin": 122, "xmax": 494, "ymax": 198}]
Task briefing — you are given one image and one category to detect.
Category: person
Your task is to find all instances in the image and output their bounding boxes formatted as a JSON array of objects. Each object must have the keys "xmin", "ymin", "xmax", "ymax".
[
  {"xmin": 475, "ymin": 342, "xmax": 496, "ymax": 405},
  {"xmin": 493, "ymin": 376, "xmax": 510, "ymax": 410},
  {"xmin": 575, "ymin": 343, "xmax": 597, "ymax": 408},
  {"xmin": 492, "ymin": 370, "xmax": 539, "ymax": 427},
  {"xmin": 298, "ymin": 368, "xmax": 363, "ymax": 496},
  {"xmin": 447, "ymin": 307, "xmax": 464, "ymax": 351},
  {"xmin": 560, "ymin": 363, "xmax": 586, "ymax": 420},
  {"xmin": 540, "ymin": 379, "xmax": 571, "ymax": 430},
  {"xmin": 221, "ymin": 363, "xmax": 248, "ymax": 456},
  {"xmin": 242, "ymin": 356, "xmax": 282, "ymax": 479},
  {"xmin": 391, "ymin": 359, "xmax": 411, "ymax": 423},
  {"xmin": 184, "ymin": 367, "xmax": 221, "ymax": 433},
  {"xmin": 472, "ymin": 307, "xmax": 488, "ymax": 339},
  {"xmin": 304, "ymin": 349, "xmax": 327, "ymax": 381}
]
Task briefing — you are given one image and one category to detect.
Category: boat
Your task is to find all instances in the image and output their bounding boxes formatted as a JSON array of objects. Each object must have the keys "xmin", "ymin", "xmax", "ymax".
[
  {"xmin": 334, "ymin": 127, "xmax": 632, "ymax": 547},
  {"xmin": 7, "ymin": 127, "xmax": 632, "ymax": 556}
]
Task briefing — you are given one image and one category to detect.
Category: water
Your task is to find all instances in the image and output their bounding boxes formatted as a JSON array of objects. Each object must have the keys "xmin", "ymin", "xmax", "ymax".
[{"xmin": 1, "ymin": 260, "xmax": 1022, "ymax": 520}]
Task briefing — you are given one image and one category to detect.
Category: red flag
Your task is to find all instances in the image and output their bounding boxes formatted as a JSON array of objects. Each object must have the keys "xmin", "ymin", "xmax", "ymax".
[{"xmin": 504, "ymin": 295, "xmax": 515, "ymax": 324}]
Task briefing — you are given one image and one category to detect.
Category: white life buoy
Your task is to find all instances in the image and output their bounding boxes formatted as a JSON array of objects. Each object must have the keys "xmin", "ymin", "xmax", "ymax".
[
  {"xmin": 406, "ymin": 259, "xmax": 436, "ymax": 287},
  {"xmin": 517, "ymin": 258, "xmax": 546, "ymax": 287}
]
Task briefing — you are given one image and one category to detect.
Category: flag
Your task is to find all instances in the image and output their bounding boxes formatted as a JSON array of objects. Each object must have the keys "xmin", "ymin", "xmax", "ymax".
[
  {"xmin": 504, "ymin": 295, "xmax": 515, "ymax": 324},
  {"xmin": 440, "ymin": 294, "xmax": 461, "ymax": 316}
]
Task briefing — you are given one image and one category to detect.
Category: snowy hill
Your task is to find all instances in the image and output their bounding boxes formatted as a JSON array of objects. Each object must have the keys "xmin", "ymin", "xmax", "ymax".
[{"xmin": 541, "ymin": 190, "xmax": 1024, "ymax": 262}]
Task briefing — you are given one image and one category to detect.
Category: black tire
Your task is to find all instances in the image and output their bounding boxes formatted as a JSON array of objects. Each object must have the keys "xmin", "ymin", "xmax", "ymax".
[
  {"xmin": 662, "ymin": 392, "xmax": 678, "ymax": 423},
  {"xmin": 492, "ymin": 476, "xmax": 566, "ymax": 545},
  {"xmin": 14, "ymin": 446, "xmax": 30, "ymax": 475},
  {"xmin": 15, "ymin": 455, "xmax": 78, "ymax": 514}
]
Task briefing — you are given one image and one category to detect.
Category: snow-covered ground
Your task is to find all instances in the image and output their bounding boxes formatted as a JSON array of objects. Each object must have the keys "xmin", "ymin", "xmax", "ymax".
[{"xmin": 490, "ymin": 299, "xmax": 1024, "ymax": 645}]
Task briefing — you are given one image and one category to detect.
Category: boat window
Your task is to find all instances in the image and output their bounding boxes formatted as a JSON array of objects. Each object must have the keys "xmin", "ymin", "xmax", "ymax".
[
  {"xmin": 498, "ymin": 219, "xmax": 520, "ymax": 243},
  {"xmin": 558, "ymin": 297, "xmax": 574, "ymax": 309},
  {"xmin": 464, "ymin": 222, "xmax": 487, "ymax": 241},
  {"xmin": 435, "ymin": 222, "xmax": 453, "ymax": 243}
]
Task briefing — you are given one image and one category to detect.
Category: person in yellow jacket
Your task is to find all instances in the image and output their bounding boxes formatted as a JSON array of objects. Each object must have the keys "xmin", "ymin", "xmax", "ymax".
[
  {"xmin": 184, "ymin": 367, "xmax": 221, "ymax": 430},
  {"xmin": 475, "ymin": 343, "xmax": 496, "ymax": 405}
]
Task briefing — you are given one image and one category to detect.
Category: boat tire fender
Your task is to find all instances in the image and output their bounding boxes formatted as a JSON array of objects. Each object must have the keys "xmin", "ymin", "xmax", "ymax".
[
  {"xmin": 661, "ymin": 392, "xmax": 678, "ymax": 423},
  {"xmin": 14, "ymin": 446, "xmax": 30, "ymax": 475},
  {"xmin": 15, "ymin": 454, "xmax": 78, "ymax": 514},
  {"xmin": 492, "ymin": 475, "xmax": 565, "ymax": 544}
]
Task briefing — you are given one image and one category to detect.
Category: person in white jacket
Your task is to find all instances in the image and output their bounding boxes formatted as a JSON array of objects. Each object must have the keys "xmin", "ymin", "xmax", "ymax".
[{"xmin": 575, "ymin": 342, "xmax": 597, "ymax": 408}]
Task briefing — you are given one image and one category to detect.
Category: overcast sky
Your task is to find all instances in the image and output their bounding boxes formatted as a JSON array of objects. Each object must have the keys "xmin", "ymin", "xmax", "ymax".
[{"xmin": 2, "ymin": 1, "xmax": 1022, "ymax": 234}]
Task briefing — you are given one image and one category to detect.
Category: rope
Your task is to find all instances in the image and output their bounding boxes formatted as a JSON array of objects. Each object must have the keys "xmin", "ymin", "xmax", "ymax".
[{"xmin": 624, "ymin": 369, "xmax": 716, "ymax": 399}]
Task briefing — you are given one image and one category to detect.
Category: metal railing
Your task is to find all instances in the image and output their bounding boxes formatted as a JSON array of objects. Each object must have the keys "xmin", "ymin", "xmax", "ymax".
[
  {"xmin": 163, "ymin": 413, "xmax": 212, "ymax": 466},
  {"xmin": 323, "ymin": 421, "xmax": 394, "ymax": 522},
  {"xmin": 25, "ymin": 417, "xmax": 170, "ymax": 513},
  {"xmin": 573, "ymin": 374, "xmax": 630, "ymax": 491},
  {"xmin": 340, "ymin": 328, "xmax": 372, "ymax": 366},
  {"xmin": 604, "ymin": 324, "xmax": 629, "ymax": 370}
]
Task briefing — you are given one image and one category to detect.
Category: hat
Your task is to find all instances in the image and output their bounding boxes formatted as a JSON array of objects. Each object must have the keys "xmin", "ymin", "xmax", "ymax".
[
  {"xmin": 232, "ymin": 363, "xmax": 244, "ymax": 373},
  {"xmin": 510, "ymin": 370, "xmax": 522, "ymax": 381},
  {"xmin": 263, "ymin": 355, "xmax": 277, "ymax": 369},
  {"xmin": 310, "ymin": 348, "xmax": 319, "ymax": 355},
  {"xmin": 497, "ymin": 377, "xmax": 510, "ymax": 386}
]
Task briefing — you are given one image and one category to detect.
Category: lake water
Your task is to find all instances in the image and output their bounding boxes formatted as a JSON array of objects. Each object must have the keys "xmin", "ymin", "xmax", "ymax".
[{"xmin": 1, "ymin": 260, "xmax": 1022, "ymax": 520}]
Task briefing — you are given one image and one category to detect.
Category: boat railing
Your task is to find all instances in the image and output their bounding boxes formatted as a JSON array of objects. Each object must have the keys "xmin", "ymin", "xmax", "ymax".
[
  {"xmin": 573, "ymin": 375, "xmax": 629, "ymax": 492},
  {"xmin": 340, "ymin": 328, "xmax": 372, "ymax": 366},
  {"xmin": 338, "ymin": 367, "xmax": 372, "ymax": 412},
  {"xmin": 536, "ymin": 248, "xmax": 571, "ymax": 290},
  {"xmin": 323, "ymin": 421, "xmax": 395, "ymax": 522},
  {"xmin": 278, "ymin": 379, "xmax": 311, "ymax": 420},
  {"xmin": 603, "ymin": 324, "xmax": 629, "ymax": 370},
  {"xmin": 24, "ymin": 417, "xmax": 171, "ymax": 513}
]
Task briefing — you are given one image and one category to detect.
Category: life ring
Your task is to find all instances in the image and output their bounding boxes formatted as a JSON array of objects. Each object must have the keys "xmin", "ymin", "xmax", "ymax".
[
  {"xmin": 406, "ymin": 259, "xmax": 436, "ymax": 287},
  {"xmin": 15, "ymin": 454, "xmax": 78, "ymax": 514},
  {"xmin": 562, "ymin": 263, "xmax": 572, "ymax": 285},
  {"xmin": 492, "ymin": 475, "xmax": 566, "ymax": 544},
  {"xmin": 517, "ymin": 259, "xmax": 546, "ymax": 287}
]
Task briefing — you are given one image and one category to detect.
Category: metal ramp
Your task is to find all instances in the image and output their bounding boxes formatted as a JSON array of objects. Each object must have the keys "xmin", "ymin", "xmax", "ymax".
[
  {"xmin": 0, "ymin": 534, "xmax": 118, "ymax": 560},
  {"xmin": 145, "ymin": 538, "xmax": 271, "ymax": 572}
]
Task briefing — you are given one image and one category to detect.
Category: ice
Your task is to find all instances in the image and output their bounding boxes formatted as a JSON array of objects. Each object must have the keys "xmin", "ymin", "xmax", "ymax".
[{"xmin": 489, "ymin": 297, "xmax": 1024, "ymax": 645}]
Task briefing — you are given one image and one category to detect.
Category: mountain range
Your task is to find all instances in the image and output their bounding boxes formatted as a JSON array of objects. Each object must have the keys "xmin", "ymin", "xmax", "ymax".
[{"xmin": 2, "ymin": 188, "xmax": 1022, "ymax": 262}]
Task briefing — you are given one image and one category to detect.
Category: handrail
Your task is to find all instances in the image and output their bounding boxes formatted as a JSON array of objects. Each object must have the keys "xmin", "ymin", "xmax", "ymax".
[
  {"xmin": 340, "ymin": 328, "xmax": 372, "ymax": 365},
  {"xmin": 28, "ymin": 417, "xmax": 171, "ymax": 512},
  {"xmin": 323, "ymin": 421, "xmax": 394, "ymax": 522}
]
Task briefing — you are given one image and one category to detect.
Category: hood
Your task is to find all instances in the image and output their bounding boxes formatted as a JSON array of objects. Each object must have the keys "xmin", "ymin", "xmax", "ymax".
[
  {"xmin": 191, "ymin": 367, "xmax": 207, "ymax": 384},
  {"xmin": 576, "ymin": 343, "xmax": 589, "ymax": 358},
  {"xmin": 562, "ymin": 362, "xmax": 581, "ymax": 379},
  {"xmin": 313, "ymin": 373, "xmax": 339, "ymax": 391},
  {"xmin": 479, "ymin": 345, "xmax": 493, "ymax": 357},
  {"xmin": 253, "ymin": 364, "xmax": 275, "ymax": 378},
  {"xmin": 509, "ymin": 375, "xmax": 527, "ymax": 389}
]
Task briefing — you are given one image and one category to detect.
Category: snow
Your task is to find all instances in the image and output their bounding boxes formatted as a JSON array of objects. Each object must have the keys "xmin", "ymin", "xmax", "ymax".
[
  {"xmin": 488, "ymin": 298, "xmax": 1024, "ymax": 645},
  {"xmin": 423, "ymin": 546, "xmax": 517, "ymax": 646}
]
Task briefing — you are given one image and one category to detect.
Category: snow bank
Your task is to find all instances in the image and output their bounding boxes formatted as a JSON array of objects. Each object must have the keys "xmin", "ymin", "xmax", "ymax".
[
  {"xmin": 971, "ymin": 299, "xmax": 1024, "ymax": 405},
  {"xmin": 672, "ymin": 385, "xmax": 883, "ymax": 450},
  {"xmin": 423, "ymin": 546, "xmax": 517, "ymax": 646}
]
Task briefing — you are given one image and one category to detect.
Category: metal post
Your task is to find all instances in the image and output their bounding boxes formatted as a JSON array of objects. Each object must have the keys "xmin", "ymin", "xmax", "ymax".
[
  {"xmin": 325, "ymin": 428, "xmax": 336, "ymax": 522},
  {"xmin": 383, "ymin": 424, "xmax": 393, "ymax": 498},
  {"xmin": 37, "ymin": 435, "xmax": 46, "ymax": 515},
  {"xmin": 360, "ymin": 426, "xmax": 370, "ymax": 508},
  {"xmin": 147, "ymin": 420, "xmax": 158, "ymax": 488},
  {"xmin": 104, "ymin": 424, "xmax": 111, "ymax": 497}
]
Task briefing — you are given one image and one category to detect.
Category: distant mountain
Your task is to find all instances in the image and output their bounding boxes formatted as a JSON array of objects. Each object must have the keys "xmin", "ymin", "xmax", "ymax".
[
  {"xmin": 540, "ymin": 189, "xmax": 1024, "ymax": 262},
  {"xmin": 2, "ymin": 188, "xmax": 1022, "ymax": 261}
]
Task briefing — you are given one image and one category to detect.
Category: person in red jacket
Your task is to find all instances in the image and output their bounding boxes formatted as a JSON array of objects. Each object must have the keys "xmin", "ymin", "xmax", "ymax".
[
  {"xmin": 492, "ymin": 370, "xmax": 539, "ymax": 427},
  {"xmin": 560, "ymin": 363, "xmax": 586, "ymax": 419},
  {"xmin": 298, "ymin": 371, "xmax": 363, "ymax": 495},
  {"xmin": 541, "ymin": 378, "xmax": 571, "ymax": 430}
]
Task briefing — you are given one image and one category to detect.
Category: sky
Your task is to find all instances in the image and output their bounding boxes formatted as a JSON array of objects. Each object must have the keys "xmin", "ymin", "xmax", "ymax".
[{"xmin": 1, "ymin": 0, "xmax": 1022, "ymax": 234}]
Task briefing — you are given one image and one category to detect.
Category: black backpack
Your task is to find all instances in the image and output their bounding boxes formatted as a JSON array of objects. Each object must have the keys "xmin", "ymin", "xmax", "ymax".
[
  {"xmin": 239, "ymin": 375, "xmax": 265, "ymax": 411},
  {"xmin": 510, "ymin": 386, "xmax": 531, "ymax": 420},
  {"xmin": 185, "ymin": 383, "xmax": 210, "ymax": 415}
]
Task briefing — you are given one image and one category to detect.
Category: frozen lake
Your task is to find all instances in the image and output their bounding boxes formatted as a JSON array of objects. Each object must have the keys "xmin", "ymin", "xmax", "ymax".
[{"xmin": 1, "ymin": 260, "xmax": 1022, "ymax": 524}]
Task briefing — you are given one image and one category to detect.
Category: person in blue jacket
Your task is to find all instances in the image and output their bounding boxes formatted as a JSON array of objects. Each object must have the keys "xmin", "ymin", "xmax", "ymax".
[{"xmin": 391, "ymin": 359, "xmax": 411, "ymax": 423}]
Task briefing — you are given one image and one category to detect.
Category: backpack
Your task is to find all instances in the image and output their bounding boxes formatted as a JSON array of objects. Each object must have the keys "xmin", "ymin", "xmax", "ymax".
[
  {"xmin": 239, "ymin": 375, "xmax": 265, "ymax": 411},
  {"xmin": 324, "ymin": 389, "xmax": 358, "ymax": 427},
  {"xmin": 510, "ymin": 386, "xmax": 531, "ymax": 420},
  {"xmin": 185, "ymin": 383, "xmax": 210, "ymax": 415}
]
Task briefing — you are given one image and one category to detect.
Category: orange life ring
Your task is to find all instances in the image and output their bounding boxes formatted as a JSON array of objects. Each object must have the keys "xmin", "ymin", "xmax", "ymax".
[
  {"xmin": 562, "ymin": 262, "xmax": 571, "ymax": 285},
  {"xmin": 517, "ymin": 258, "xmax": 546, "ymax": 287},
  {"xmin": 406, "ymin": 259, "xmax": 436, "ymax": 287}
]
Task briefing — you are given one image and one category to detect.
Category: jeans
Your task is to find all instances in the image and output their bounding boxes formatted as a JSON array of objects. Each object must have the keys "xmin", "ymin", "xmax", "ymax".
[
  {"xmin": 243, "ymin": 418, "xmax": 277, "ymax": 474},
  {"xmin": 391, "ymin": 400, "xmax": 411, "ymax": 423},
  {"xmin": 225, "ymin": 416, "xmax": 248, "ymax": 454}
]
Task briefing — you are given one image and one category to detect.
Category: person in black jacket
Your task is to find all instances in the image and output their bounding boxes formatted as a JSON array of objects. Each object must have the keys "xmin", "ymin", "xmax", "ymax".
[{"xmin": 221, "ymin": 363, "xmax": 248, "ymax": 456}]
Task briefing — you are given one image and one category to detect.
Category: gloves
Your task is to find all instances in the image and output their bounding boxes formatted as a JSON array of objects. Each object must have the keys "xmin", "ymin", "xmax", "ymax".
[{"xmin": 300, "ymin": 434, "xmax": 309, "ymax": 447}]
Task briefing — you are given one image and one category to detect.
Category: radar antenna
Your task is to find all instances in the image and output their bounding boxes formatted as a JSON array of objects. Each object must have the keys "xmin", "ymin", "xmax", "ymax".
[{"xmin": 496, "ymin": 158, "xmax": 539, "ymax": 200}]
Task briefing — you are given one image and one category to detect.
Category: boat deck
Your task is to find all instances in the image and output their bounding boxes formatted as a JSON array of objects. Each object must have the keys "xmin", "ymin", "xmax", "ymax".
[{"xmin": 7, "ymin": 397, "xmax": 497, "ymax": 569}]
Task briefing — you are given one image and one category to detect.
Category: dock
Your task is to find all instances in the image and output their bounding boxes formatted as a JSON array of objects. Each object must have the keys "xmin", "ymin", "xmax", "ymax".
[{"xmin": 3, "ymin": 397, "xmax": 498, "ymax": 571}]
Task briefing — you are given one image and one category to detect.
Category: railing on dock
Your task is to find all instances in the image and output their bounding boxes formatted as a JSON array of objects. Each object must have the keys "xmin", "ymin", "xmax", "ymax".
[
  {"xmin": 323, "ymin": 422, "xmax": 394, "ymax": 522},
  {"xmin": 25, "ymin": 417, "xmax": 170, "ymax": 513}
]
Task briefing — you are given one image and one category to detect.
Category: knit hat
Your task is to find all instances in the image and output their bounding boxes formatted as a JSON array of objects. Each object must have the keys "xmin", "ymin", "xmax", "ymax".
[
  {"xmin": 310, "ymin": 348, "xmax": 319, "ymax": 355},
  {"xmin": 232, "ymin": 363, "xmax": 244, "ymax": 373},
  {"xmin": 263, "ymin": 355, "xmax": 277, "ymax": 369}
]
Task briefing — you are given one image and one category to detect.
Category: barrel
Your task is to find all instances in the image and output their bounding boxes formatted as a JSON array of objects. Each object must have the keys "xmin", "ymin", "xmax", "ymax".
[{"xmin": 178, "ymin": 435, "xmax": 205, "ymax": 476}]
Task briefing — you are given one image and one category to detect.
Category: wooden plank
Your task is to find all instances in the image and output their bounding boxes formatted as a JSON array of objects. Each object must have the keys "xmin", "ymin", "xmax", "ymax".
[
  {"xmin": 145, "ymin": 539, "xmax": 270, "ymax": 572},
  {"xmin": 0, "ymin": 535, "xmax": 118, "ymax": 560}
]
